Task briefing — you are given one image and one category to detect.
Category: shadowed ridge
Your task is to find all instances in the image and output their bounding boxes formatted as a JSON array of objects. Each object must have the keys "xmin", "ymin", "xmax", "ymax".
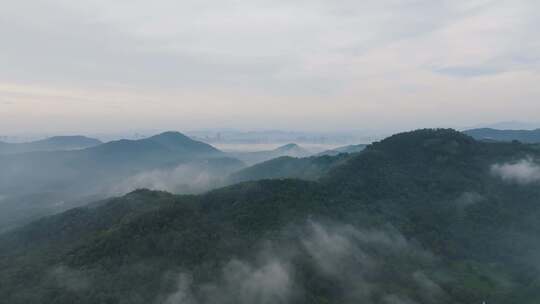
[
  {"xmin": 31, "ymin": 136, "xmax": 102, "ymax": 146},
  {"xmin": 3, "ymin": 129, "xmax": 540, "ymax": 303},
  {"xmin": 0, "ymin": 135, "xmax": 102, "ymax": 154},
  {"xmin": 320, "ymin": 129, "xmax": 483, "ymax": 198},
  {"xmin": 275, "ymin": 143, "xmax": 300, "ymax": 151},
  {"xmin": 367, "ymin": 128, "xmax": 476, "ymax": 155},
  {"xmin": 85, "ymin": 131, "xmax": 223, "ymax": 160},
  {"xmin": 147, "ymin": 131, "xmax": 222, "ymax": 154}
]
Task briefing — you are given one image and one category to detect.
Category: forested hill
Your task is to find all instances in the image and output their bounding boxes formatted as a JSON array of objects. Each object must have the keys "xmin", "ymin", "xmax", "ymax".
[
  {"xmin": 2, "ymin": 129, "xmax": 540, "ymax": 304},
  {"xmin": 315, "ymin": 143, "xmax": 367, "ymax": 156},
  {"xmin": 228, "ymin": 142, "xmax": 312, "ymax": 165},
  {"xmin": 0, "ymin": 131, "xmax": 243, "ymax": 232},
  {"xmin": 0, "ymin": 131, "xmax": 230, "ymax": 197},
  {"xmin": 226, "ymin": 153, "xmax": 351, "ymax": 184}
]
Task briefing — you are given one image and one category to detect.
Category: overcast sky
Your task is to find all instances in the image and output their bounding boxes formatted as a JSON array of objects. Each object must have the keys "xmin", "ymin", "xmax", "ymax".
[{"xmin": 1, "ymin": 0, "xmax": 539, "ymax": 134}]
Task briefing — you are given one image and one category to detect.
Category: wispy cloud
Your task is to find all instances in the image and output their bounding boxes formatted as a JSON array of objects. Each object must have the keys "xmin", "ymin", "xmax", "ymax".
[
  {"xmin": 48, "ymin": 265, "xmax": 91, "ymax": 292},
  {"xmin": 491, "ymin": 158, "xmax": 540, "ymax": 184},
  {"xmin": 2, "ymin": 0, "xmax": 540, "ymax": 132},
  {"xmin": 158, "ymin": 221, "xmax": 442, "ymax": 304}
]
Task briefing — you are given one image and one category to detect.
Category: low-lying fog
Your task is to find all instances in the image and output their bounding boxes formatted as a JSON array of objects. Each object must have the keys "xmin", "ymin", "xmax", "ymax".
[
  {"xmin": 0, "ymin": 134, "xmax": 360, "ymax": 233},
  {"xmin": 212, "ymin": 143, "xmax": 341, "ymax": 153}
]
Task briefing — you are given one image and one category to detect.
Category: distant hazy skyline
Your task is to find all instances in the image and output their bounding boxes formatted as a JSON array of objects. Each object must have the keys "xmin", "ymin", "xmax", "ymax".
[{"xmin": 1, "ymin": 0, "xmax": 539, "ymax": 134}]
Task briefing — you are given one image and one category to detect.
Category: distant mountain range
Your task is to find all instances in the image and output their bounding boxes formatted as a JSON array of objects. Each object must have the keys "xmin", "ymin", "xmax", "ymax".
[
  {"xmin": 227, "ymin": 153, "xmax": 351, "ymax": 184},
  {"xmin": 316, "ymin": 143, "xmax": 367, "ymax": 156},
  {"xmin": 79, "ymin": 131, "xmax": 225, "ymax": 166},
  {"xmin": 3, "ymin": 129, "xmax": 540, "ymax": 303},
  {"xmin": 186, "ymin": 129, "xmax": 376, "ymax": 145},
  {"xmin": 0, "ymin": 132, "xmax": 227, "ymax": 194},
  {"xmin": 473, "ymin": 121, "xmax": 540, "ymax": 130},
  {"xmin": 227, "ymin": 143, "xmax": 368, "ymax": 184},
  {"xmin": 0, "ymin": 131, "xmax": 243, "ymax": 231},
  {"xmin": 0, "ymin": 135, "xmax": 102, "ymax": 154},
  {"xmin": 0, "ymin": 130, "xmax": 334, "ymax": 232},
  {"xmin": 464, "ymin": 128, "xmax": 540, "ymax": 143},
  {"xmin": 229, "ymin": 143, "xmax": 312, "ymax": 165}
]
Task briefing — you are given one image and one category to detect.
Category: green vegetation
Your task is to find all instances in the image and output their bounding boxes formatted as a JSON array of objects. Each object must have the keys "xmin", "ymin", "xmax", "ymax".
[
  {"xmin": 0, "ymin": 132, "xmax": 244, "ymax": 232},
  {"xmin": 230, "ymin": 143, "xmax": 312, "ymax": 165},
  {"xmin": 2, "ymin": 129, "xmax": 540, "ymax": 303},
  {"xmin": 227, "ymin": 153, "xmax": 351, "ymax": 184},
  {"xmin": 315, "ymin": 143, "xmax": 367, "ymax": 156}
]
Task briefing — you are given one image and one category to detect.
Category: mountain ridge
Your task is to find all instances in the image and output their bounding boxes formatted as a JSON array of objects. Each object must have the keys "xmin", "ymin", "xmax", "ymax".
[
  {"xmin": 464, "ymin": 128, "xmax": 540, "ymax": 143},
  {"xmin": 2, "ymin": 129, "xmax": 540, "ymax": 303},
  {"xmin": 0, "ymin": 131, "xmax": 242, "ymax": 232},
  {"xmin": 229, "ymin": 142, "xmax": 312, "ymax": 165},
  {"xmin": 0, "ymin": 135, "xmax": 102, "ymax": 154}
]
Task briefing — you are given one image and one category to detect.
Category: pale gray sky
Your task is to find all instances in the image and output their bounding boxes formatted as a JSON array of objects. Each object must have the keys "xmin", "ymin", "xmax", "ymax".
[{"xmin": 1, "ymin": 0, "xmax": 539, "ymax": 134}]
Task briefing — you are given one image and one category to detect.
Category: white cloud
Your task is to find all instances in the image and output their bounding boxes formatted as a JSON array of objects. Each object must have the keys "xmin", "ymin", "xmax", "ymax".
[
  {"xmin": 109, "ymin": 159, "xmax": 243, "ymax": 195},
  {"xmin": 492, "ymin": 158, "xmax": 540, "ymax": 184},
  {"xmin": 158, "ymin": 221, "xmax": 441, "ymax": 304},
  {"xmin": 48, "ymin": 265, "xmax": 91, "ymax": 292},
  {"xmin": 1, "ymin": 0, "xmax": 540, "ymax": 132}
]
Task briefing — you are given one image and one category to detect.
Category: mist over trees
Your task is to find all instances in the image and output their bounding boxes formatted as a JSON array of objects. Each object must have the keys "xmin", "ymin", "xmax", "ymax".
[
  {"xmin": 0, "ymin": 132, "xmax": 244, "ymax": 231},
  {"xmin": 2, "ymin": 0, "xmax": 539, "ymax": 301},
  {"xmin": 2, "ymin": 129, "xmax": 540, "ymax": 303},
  {"xmin": 0, "ymin": 136, "xmax": 102, "ymax": 155},
  {"xmin": 0, "ymin": 131, "xmax": 334, "ymax": 232}
]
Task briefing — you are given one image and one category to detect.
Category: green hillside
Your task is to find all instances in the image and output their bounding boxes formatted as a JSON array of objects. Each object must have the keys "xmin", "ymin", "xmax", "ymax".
[
  {"xmin": 0, "ymin": 132, "xmax": 243, "ymax": 232},
  {"xmin": 229, "ymin": 143, "xmax": 312, "ymax": 165},
  {"xmin": 2, "ymin": 129, "xmax": 540, "ymax": 303},
  {"xmin": 316, "ymin": 143, "xmax": 367, "ymax": 156},
  {"xmin": 227, "ymin": 153, "xmax": 351, "ymax": 184}
]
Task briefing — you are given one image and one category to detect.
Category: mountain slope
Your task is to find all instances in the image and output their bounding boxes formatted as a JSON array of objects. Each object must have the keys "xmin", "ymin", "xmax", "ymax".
[
  {"xmin": 0, "ymin": 136, "xmax": 102, "ymax": 154},
  {"xmin": 323, "ymin": 129, "xmax": 540, "ymax": 261},
  {"xmin": 0, "ymin": 131, "xmax": 227, "ymax": 195},
  {"xmin": 229, "ymin": 143, "xmax": 312, "ymax": 165},
  {"xmin": 2, "ymin": 129, "xmax": 540, "ymax": 303},
  {"xmin": 84, "ymin": 131, "xmax": 223, "ymax": 163},
  {"xmin": 0, "ymin": 131, "xmax": 243, "ymax": 232},
  {"xmin": 316, "ymin": 143, "xmax": 367, "ymax": 156},
  {"xmin": 227, "ymin": 153, "xmax": 351, "ymax": 184},
  {"xmin": 133, "ymin": 131, "xmax": 221, "ymax": 155}
]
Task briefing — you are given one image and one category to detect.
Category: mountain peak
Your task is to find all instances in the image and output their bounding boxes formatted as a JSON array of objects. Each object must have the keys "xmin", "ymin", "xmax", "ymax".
[
  {"xmin": 146, "ymin": 131, "xmax": 221, "ymax": 154},
  {"xmin": 369, "ymin": 128, "xmax": 474, "ymax": 152},
  {"xmin": 275, "ymin": 143, "xmax": 301, "ymax": 151},
  {"xmin": 89, "ymin": 131, "xmax": 222, "ymax": 158},
  {"xmin": 381, "ymin": 128, "xmax": 471, "ymax": 142},
  {"xmin": 148, "ymin": 131, "xmax": 191, "ymax": 141},
  {"xmin": 274, "ymin": 143, "xmax": 311, "ymax": 158}
]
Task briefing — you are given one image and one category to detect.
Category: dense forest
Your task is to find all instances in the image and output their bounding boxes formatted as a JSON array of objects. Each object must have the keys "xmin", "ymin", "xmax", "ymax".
[{"xmin": 1, "ymin": 129, "xmax": 540, "ymax": 303}]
